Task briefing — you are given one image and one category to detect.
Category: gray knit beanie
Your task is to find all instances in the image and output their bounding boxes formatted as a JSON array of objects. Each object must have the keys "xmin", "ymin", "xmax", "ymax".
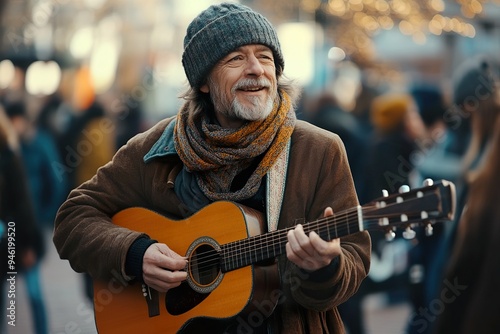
[{"xmin": 182, "ymin": 2, "xmax": 284, "ymax": 89}]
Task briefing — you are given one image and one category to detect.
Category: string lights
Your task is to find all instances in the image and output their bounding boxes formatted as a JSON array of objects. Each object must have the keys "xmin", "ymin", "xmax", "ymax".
[{"xmin": 250, "ymin": 0, "xmax": 499, "ymax": 62}]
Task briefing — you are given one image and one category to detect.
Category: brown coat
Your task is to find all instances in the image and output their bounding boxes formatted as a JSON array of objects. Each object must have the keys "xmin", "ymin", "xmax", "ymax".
[{"xmin": 54, "ymin": 117, "xmax": 371, "ymax": 333}]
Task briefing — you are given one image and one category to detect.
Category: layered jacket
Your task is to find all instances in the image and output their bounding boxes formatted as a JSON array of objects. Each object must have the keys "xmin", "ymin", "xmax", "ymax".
[{"xmin": 54, "ymin": 117, "xmax": 371, "ymax": 333}]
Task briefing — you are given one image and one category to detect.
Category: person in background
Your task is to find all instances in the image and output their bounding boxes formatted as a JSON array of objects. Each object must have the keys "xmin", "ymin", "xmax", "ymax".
[
  {"xmin": 6, "ymin": 101, "xmax": 66, "ymax": 230},
  {"xmin": 405, "ymin": 85, "xmax": 449, "ymax": 334},
  {"xmin": 56, "ymin": 66, "xmax": 117, "ymax": 301},
  {"xmin": 358, "ymin": 92, "xmax": 426, "ymax": 205},
  {"xmin": 413, "ymin": 54, "xmax": 500, "ymax": 334},
  {"xmin": 432, "ymin": 112, "xmax": 500, "ymax": 334},
  {"xmin": 58, "ymin": 66, "xmax": 116, "ymax": 198},
  {"xmin": 53, "ymin": 3, "xmax": 371, "ymax": 333},
  {"xmin": 455, "ymin": 56, "xmax": 500, "ymax": 185},
  {"xmin": 347, "ymin": 92, "xmax": 425, "ymax": 334},
  {"xmin": 410, "ymin": 85, "xmax": 447, "ymax": 153},
  {"xmin": 351, "ymin": 78, "xmax": 379, "ymax": 137},
  {"xmin": 36, "ymin": 92, "xmax": 72, "ymax": 169},
  {"xmin": 0, "ymin": 104, "xmax": 46, "ymax": 334},
  {"xmin": 302, "ymin": 91, "xmax": 365, "ymax": 193},
  {"xmin": 410, "ymin": 84, "xmax": 468, "ymax": 191}
]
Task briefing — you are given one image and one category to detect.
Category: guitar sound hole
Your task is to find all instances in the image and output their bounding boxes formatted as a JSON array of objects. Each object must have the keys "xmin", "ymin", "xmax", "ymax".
[{"xmin": 189, "ymin": 244, "xmax": 221, "ymax": 286}]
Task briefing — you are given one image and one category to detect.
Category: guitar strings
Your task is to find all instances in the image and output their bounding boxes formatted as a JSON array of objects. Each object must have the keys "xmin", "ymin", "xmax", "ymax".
[
  {"xmin": 189, "ymin": 208, "xmax": 358, "ymax": 269},
  {"xmin": 191, "ymin": 212, "xmax": 363, "ymax": 273},
  {"xmin": 225, "ymin": 208, "xmax": 361, "ymax": 263},
  {"xmin": 189, "ymin": 195, "xmax": 434, "ymax": 271},
  {"xmin": 221, "ymin": 194, "xmax": 431, "ymax": 266},
  {"xmin": 195, "ymin": 208, "xmax": 357, "ymax": 264}
]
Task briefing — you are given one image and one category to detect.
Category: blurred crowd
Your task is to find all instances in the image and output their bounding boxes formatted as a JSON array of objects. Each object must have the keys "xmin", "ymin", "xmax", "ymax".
[
  {"xmin": 299, "ymin": 54, "xmax": 500, "ymax": 334},
  {"xmin": 0, "ymin": 63, "xmax": 145, "ymax": 334},
  {"xmin": 1, "ymin": 49, "xmax": 499, "ymax": 333}
]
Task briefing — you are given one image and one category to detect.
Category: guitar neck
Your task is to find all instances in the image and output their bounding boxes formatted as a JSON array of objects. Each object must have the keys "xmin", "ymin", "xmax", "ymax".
[
  {"xmin": 220, "ymin": 179, "xmax": 456, "ymax": 273},
  {"xmin": 220, "ymin": 206, "xmax": 362, "ymax": 272}
]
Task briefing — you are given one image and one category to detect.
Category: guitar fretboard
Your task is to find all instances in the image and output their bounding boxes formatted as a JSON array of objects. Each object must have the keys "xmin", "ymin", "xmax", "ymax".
[{"xmin": 220, "ymin": 207, "xmax": 362, "ymax": 272}]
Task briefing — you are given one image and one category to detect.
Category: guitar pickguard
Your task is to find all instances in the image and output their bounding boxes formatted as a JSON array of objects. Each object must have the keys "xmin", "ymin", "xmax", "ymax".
[{"xmin": 165, "ymin": 281, "xmax": 210, "ymax": 315}]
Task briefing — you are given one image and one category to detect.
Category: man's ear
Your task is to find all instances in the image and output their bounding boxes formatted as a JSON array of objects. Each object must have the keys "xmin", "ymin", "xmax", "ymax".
[{"xmin": 200, "ymin": 84, "xmax": 209, "ymax": 93}]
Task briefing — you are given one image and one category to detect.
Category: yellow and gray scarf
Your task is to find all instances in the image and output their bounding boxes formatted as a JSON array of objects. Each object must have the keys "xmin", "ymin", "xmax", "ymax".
[{"xmin": 174, "ymin": 90, "xmax": 296, "ymax": 202}]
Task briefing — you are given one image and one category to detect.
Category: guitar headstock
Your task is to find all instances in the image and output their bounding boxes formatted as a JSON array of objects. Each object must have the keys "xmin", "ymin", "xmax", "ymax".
[{"xmin": 362, "ymin": 179, "xmax": 456, "ymax": 241}]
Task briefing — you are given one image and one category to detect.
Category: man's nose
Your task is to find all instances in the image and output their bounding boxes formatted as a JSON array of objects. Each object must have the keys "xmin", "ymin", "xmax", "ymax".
[{"xmin": 244, "ymin": 54, "xmax": 265, "ymax": 77}]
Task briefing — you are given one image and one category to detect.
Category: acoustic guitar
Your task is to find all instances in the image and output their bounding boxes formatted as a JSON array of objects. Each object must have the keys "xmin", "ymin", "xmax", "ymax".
[{"xmin": 93, "ymin": 179, "xmax": 455, "ymax": 333}]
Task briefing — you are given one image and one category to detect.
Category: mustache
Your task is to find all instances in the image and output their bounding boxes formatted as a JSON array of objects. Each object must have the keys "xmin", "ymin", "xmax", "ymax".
[{"xmin": 232, "ymin": 78, "xmax": 271, "ymax": 91}]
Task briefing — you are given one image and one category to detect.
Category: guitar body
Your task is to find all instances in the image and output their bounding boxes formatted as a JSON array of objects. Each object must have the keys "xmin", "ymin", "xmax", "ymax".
[{"xmin": 93, "ymin": 201, "xmax": 279, "ymax": 334}]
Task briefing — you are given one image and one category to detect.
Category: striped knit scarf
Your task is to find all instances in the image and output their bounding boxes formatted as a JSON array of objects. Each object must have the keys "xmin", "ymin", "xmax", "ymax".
[{"xmin": 174, "ymin": 90, "xmax": 296, "ymax": 202}]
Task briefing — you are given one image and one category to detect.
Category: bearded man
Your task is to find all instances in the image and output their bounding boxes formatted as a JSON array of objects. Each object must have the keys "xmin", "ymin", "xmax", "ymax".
[{"xmin": 54, "ymin": 3, "xmax": 371, "ymax": 333}]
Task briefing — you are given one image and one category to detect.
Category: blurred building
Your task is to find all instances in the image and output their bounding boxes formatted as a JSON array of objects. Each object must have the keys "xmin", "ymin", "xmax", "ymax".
[{"xmin": 1, "ymin": 0, "xmax": 499, "ymax": 123}]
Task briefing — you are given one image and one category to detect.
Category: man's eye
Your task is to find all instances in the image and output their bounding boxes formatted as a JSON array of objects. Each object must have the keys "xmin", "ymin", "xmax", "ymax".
[
  {"xmin": 259, "ymin": 54, "xmax": 274, "ymax": 61},
  {"xmin": 228, "ymin": 55, "xmax": 243, "ymax": 62}
]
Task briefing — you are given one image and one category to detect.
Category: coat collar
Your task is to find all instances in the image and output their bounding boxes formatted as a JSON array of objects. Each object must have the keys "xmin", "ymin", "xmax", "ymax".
[{"xmin": 143, "ymin": 119, "xmax": 177, "ymax": 163}]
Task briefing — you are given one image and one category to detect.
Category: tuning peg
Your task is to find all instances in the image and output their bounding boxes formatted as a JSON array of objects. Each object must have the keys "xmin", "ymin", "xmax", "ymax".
[
  {"xmin": 399, "ymin": 185, "xmax": 410, "ymax": 193},
  {"xmin": 403, "ymin": 226, "xmax": 416, "ymax": 240},
  {"xmin": 385, "ymin": 230, "xmax": 396, "ymax": 241},
  {"xmin": 378, "ymin": 217, "xmax": 389, "ymax": 226},
  {"xmin": 423, "ymin": 178, "xmax": 434, "ymax": 187},
  {"xmin": 377, "ymin": 189, "xmax": 389, "ymax": 209},
  {"xmin": 425, "ymin": 223, "xmax": 434, "ymax": 236}
]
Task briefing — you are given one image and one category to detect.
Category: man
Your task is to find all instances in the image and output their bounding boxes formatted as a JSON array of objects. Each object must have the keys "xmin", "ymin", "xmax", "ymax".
[{"xmin": 53, "ymin": 3, "xmax": 371, "ymax": 333}]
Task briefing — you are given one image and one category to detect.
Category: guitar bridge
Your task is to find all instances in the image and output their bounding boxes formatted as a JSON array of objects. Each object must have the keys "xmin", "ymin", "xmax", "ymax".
[{"xmin": 142, "ymin": 284, "xmax": 160, "ymax": 317}]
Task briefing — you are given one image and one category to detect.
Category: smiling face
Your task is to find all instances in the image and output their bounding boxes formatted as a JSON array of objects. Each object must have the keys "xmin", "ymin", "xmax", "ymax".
[{"xmin": 200, "ymin": 44, "xmax": 278, "ymax": 128}]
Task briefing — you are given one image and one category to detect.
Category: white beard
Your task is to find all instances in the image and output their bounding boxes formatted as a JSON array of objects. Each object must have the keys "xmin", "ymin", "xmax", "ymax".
[
  {"xmin": 209, "ymin": 77, "xmax": 276, "ymax": 122},
  {"xmin": 230, "ymin": 93, "xmax": 274, "ymax": 121}
]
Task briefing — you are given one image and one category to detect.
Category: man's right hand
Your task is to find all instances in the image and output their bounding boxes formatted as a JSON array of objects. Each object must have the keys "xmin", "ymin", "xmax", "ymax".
[{"xmin": 142, "ymin": 243, "xmax": 188, "ymax": 292}]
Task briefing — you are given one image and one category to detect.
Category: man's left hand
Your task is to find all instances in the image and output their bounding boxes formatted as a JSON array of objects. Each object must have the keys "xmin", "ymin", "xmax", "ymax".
[{"xmin": 286, "ymin": 207, "xmax": 341, "ymax": 271}]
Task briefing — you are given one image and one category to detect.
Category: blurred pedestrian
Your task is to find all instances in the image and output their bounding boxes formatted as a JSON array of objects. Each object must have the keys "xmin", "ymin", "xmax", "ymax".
[
  {"xmin": 58, "ymin": 88, "xmax": 116, "ymax": 300},
  {"xmin": 0, "ymin": 104, "xmax": 46, "ymax": 334},
  {"xmin": 6, "ymin": 100, "xmax": 66, "ymax": 229},
  {"xmin": 405, "ymin": 85, "xmax": 449, "ymax": 334},
  {"xmin": 432, "ymin": 112, "xmax": 500, "ymax": 334},
  {"xmin": 412, "ymin": 54, "xmax": 500, "ymax": 334},
  {"xmin": 358, "ymin": 92, "xmax": 425, "ymax": 204},
  {"xmin": 57, "ymin": 66, "xmax": 116, "ymax": 198},
  {"xmin": 303, "ymin": 91, "xmax": 365, "ymax": 191},
  {"xmin": 346, "ymin": 92, "xmax": 426, "ymax": 334},
  {"xmin": 351, "ymin": 78, "xmax": 379, "ymax": 136}
]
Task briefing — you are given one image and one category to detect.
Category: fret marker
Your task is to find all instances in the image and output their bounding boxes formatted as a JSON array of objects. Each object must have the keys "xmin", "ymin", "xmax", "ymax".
[
  {"xmin": 417, "ymin": 191, "xmax": 424, "ymax": 198},
  {"xmin": 401, "ymin": 214, "xmax": 408, "ymax": 222},
  {"xmin": 397, "ymin": 196, "xmax": 403, "ymax": 203},
  {"xmin": 421, "ymin": 211, "xmax": 429, "ymax": 220}
]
